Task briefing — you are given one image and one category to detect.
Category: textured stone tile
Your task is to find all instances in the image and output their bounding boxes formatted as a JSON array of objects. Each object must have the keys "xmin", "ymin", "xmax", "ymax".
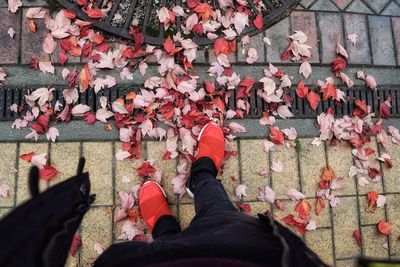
[
  {"xmin": 336, "ymin": 259, "xmax": 355, "ymax": 267},
  {"xmin": 49, "ymin": 142, "xmax": 80, "ymax": 186},
  {"xmin": 382, "ymin": 135, "xmax": 400, "ymax": 193},
  {"xmin": 219, "ymin": 140, "xmax": 240, "ymax": 201},
  {"xmin": 237, "ymin": 33, "xmax": 265, "ymax": 63},
  {"xmin": 362, "ymin": 225, "xmax": 389, "ymax": 258},
  {"xmin": 357, "ymin": 141, "xmax": 383, "ymax": 194},
  {"xmin": 270, "ymin": 145, "xmax": 300, "ymax": 199},
  {"xmin": 147, "ymin": 141, "xmax": 177, "ymax": 204},
  {"xmin": 83, "ymin": 142, "xmax": 113, "ymax": 206},
  {"xmin": 301, "ymin": 0, "xmax": 315, "ymax": 9},
  {"xmin": 298, "ymin": 139, "xmax": 326, "ymax": 197},
  {"xmin": 343, "ymin": 14, "xmax": 372, "ymax": 65},
  {"xmin": 0, "ymin": 9, "xmax": 20, "ymax": 64},
  {"xmin": 368, "ymin": 16, "xmax": 396, "ymax": 66},
  {"xmin": 265, "ymin": 17, "xmax": 290, "ymax": 63},
  {"xmin": 114, "ymin": 142, "xmax": 144, "ymax": 203},
  {"xmin": 359, "ymin": 196, "xmax": 385, "ymax": 225},
  {"xmin": 248, "ymin": 201, "xmax": 271, "ymax": 217},
  {"xmin": 0, "ymin": 143, "xmax": 17, "ymax": 207},
  {"xmin": 317, "ymin": 12, "xmax": 344, "ymax": 64},
  {"xmin": 332, "ymin": 0, "xmax": 352, "ymax": 9},
  {"xmin": 332, "ymin": 196, "xmax": 360, "ymax": 258},
  {"xmin": 386, "ymin": 194, "xmax": 400, "ymax": 258},
  {"xmin": 0, "ymin": 208, "xmax": 11, "ymax": 219},
  {"xmin": 81, "ymin": 207, "xmax": 112, "ymax": 266},
  {"xmin": 23, "ymin": 0, "xmax": 46, "ymax": 6},
  {"xmin": 195, "ymin": 48, "xmax": 207, "ymax": 63},
  {"xmin": 345, "ymin": 0, "xmax": 374, "ymax": 14},
  {"xmin": 392, "ymin": 17, "xmax": 400, "ymax": 66},
  {"xmin": 305, "ymin": 228, "xmax": 334, "ymax": 265},
  {"xmin": 309, "ymin": 198, "xmax": 331, "ymax": 228},
  {"xmin": 179, "ymin": 203, "xmax": 195, "ymax": 229},
  {"xmin": 327, "ymin": 142, "xmax": 355, "ymax": 195},
  {"xmin": 22, "ymin": 9, "xmax": 50, "ymax": 64},
  {"xmin": 364, "ymin": 0, "xmax": 390, "ymax": 13},
  {"xmin": 290, "ymin": 11, "xmax": 320, "ymax": 63},
  {"xmin": 17, "ymin": 143, "xmax": 48, "ymax": 205},
  {"xmin": 240, "ymin": 139, "xmax": 269, "ymax": 201},
  {"xmin": 381, "ymin": 1, "xmax": 400, "ymax": 16},
  {"xmin": 310, "ymin": 0, "xmax": 339, "ymax": 11}
]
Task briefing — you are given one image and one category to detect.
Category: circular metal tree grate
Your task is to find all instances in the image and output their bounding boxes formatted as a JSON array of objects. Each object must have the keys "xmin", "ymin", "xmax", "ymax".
[{"xmin": 55, "ymin": 0, "xmax": 300, "ymax": 46}]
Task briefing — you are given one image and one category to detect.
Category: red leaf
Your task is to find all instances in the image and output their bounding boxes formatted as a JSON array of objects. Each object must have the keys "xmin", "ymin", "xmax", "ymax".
[
  {"xmin": 315, "ymin": 197, "xmax": 325, "ymax": 216},
  {"xmin": 354, "ymin": 99, "xmax": 367, "ymax": 116},
  {"xmin": 76, "ymin": 0, "xmax": 87, "ymax": 6},
  {"xmin": 85, "ymin": 8, "xmax": 105, "ymax": 19},
  {"xmin": 380, "ymin": 96, "xmax": 391, "ymax": 119},
  {"xmin": 214, "ymin": 38, "xmax": 229, "ymax": 56},
  {"xmin": 40, "ymin": 165, "xmax": 58, "ymax": 180},
  {"xmin": 137, "ymin": 162, "xmax": 156, "ymax": 178},
  {"xmin": 269, "ymin": 127, "xmax": 285, "ymax": 145},
  {"xmin": 69, "ymin": 233, "xmax": 82, "ymax": 257},
  {"xmin": 306, "ymin": 91, "xmax": 320, "ymax": 111},
  {"xmin": 367, "ymin": 191, "xmax": 378, "ymax": 210},
  {"xmin": 331, "ymin": 56, "xmax": 347, "ymax": 75},
  {"xmin": 253, "ymin": 14, "xmax": 263, "ymax": 30},
  {"xmin": 321, "ymin": 166, "xmax": 335, "ymax": 181},
  {"xmin": 274, "ymin": 199, "xmax": 285, "ymax": 211},
  {"xmin": 296, "ymin": 81, "xmax": 309, "ymax": 99},
  {"xmin": 186, "ymin": 0, "xmax": 200, "ymax": 8},
  {"xmin": 377, "ymin": 220, "xmax": 391, "ymax": 235},
  {"xmin": 58, "ymin": 52, "xmax": 68, "ymax": 65},
  {"xmin": 163, "ymin": 36, "xmax": 175, "ymax": 54},
  {"xmin": 353, "ymin": 230, "xmax": 362, "ymax": 247},
  {"xmin": 63, "ymin": 9, "xmax": 76, "ymax": 19},
  {"xmin": 295, "ymin": 200, "xmax": 312, "ymax": 220},
  {"xmin": 20, "ymin": 152, "xmax": 35, "ymax": 162},
  {"xmin": 236, "ymin": 203, "xmax": 252, "ymax": 213},
  {"xmin": 320, "ymin": 83, "xmax": 337, "ymax": 101},
  {"xmin": 84, "ymin": 111, "xmax": 96, "ymax": 125}
]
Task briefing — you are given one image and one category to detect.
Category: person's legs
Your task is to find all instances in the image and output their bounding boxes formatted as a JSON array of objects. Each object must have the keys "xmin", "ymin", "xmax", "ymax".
[{"xmin": 152, "ymin": 214, "xmax": 181, "ymax": 239}]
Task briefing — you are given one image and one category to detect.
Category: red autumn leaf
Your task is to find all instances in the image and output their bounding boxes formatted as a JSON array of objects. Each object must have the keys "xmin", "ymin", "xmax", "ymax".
[
  {"xmin": 40, "ymin": 165, "xmax": 58, "ymax": 180},
  {"xmin": 63, "ymin": 9, "xmax": 76, "ymax": 19},
  {"xmin": 84, "ymin": 111, "xmax": 96, "ymax": 125},
  {"xmin": 69, "ymin": 233, "xmax": 82, "ymax": 256},
  {"xmin": 127, "ymin": 207, "xmax": 141, "ymax": 221},
  {"xmin": 236, "ymin": 203, "xmax": 252, "ymax": 213},
  {"xmin": 367, "ymin": 191, "xmax": 378, "ymax": 210},
  {"xmin": 194, "ymin": 3, "xmax": 213, "ymax": 21},
  {"xmin": 76, "ymin": 0, "xmax": 87, "ymax": 6},
  {"xmin": 354, "ymin": 99, "xmax": 367, "ymax": 116},
  {"xmin": 282, "ymin": 214, "xmax": 297, "ymax": 226},
  {"xmin": 137, "ymin": 162, "xmax": 157, "ymax": 177},
  {"xmin": 186, "ymin": 0, "xmax": 200, "ymax": 8},
  {"xmin": 162, "ymin": 151, "xmax": 171, "ymax": 160},
  {"xmin": 85, "ymin": 8, "xmax": 105, "ymax": 19},
  {"xmin": 315, "ymin": 197, "xmax": 325, "ymax": 216},
  {"xmin": 274, "ymin": 199, "xmax": 285, "ymax": 211},
  {"xmin": 20, "ymin": 152, "xmax": 35, "ymax": 162},
  {"xmin": 29, "ymin": 19, "xmax": 36, "ymax": 32},
  {"xmin": 353, "ymin": 230, "xmax": 362, "ymax": 247},
  {"xmin": 380, "ymin": 96, "xmax": 391, "ymax": 119},
  {"xmin": 377, "ymin": 220, "xmax": 391, "ymax": 235},
  {"xmin": 321, "ymin": 166, "xmax": 335, "ymax": 181},
  {"xmin": 295, "ymin": 200, "xmax": 312, "ymax": 220},
  {"xmin": 368, "ymin": 167, "xmax": 381, "ymax": 180},
  {"xmin": 163, "ymin": 36, "xmax": 175, "ymax": 54},
  {"xmin": 269, "ymin": 127, "xmax": 285, "ymax": 145},
  {"xmin": 320, "ymin": 83, "xmax": 337, "ymax": 101},
  {"xmin": 306, "ymin": 91, "xmax": 321, "ymax": 111},
  {"xmin": 331, "ymin": 56, "xmax": 347, "ymax": 75},
  {"xmin": 214, "ymin": 38, "xmax": 229, "ymax": 56},
  {"xmin": 253, "ymin": 14, "xmax": 263, "ymax": 30},
  {"xmin": 58, "ymin": 52, "xmax": 68, "ymax": 65},
  {"xmin": 296, "ymin": 81, "xmax": 309, "ymax": 99}
]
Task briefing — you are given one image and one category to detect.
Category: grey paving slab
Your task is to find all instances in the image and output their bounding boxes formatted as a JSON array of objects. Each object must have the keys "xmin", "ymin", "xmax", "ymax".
[{"xmin": 368, "ymin": 16, "xmax": 396, "ymax": 66}]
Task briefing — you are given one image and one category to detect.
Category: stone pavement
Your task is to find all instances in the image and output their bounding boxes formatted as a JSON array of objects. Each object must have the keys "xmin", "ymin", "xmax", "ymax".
[{"xmin": 0, "ymin": 138, "xmax": 399, "ymax": 266}]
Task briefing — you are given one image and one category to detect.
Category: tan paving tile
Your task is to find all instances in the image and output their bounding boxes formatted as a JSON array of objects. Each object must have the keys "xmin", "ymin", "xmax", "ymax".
[
  {"xmin": 0, "ymin": 208, "xmax": 11, "ymax": 219},
  {"xmin": 381, "ymin": 144, "xmax": 400, "ymax": 193},
  {"xmin": 327, "ymin": 141, "xmax": 356, "ymax": 195},
  {"xmin": 305, "ymin": 228, "xmax": 334, "ymax": 266},
  {"xmin": 179, "ymin": 203, "xmax": 195, "ymax": 229},
  {"xmin": 271, "ymin": 145, "xmax": 300, "ymax": 199},
  {"xmin": 218, "ymin": 140, "xmax": 240, "ymax": 201},
  {"xmin": 332, "ymin": 196, "xmax": 361, "ymax": 258},
  {"xmin": 358, "ymin": 196, "xmax": 386, "ymax": 225},
  {"xmin": 0, "ymin": 143, "xmax": 17, "ymax": 207},
  {"xmin": 336, "ymin": 259, "xmax": 355, "ymax": 267},
  {"xmin": 361, "ymin": 225, "xmax": 389, "ymax": 258},
  {"xmin": 49, "ymin": 142, "xmax": 80, "ymax": 186},
  {"xmin": 147, "ymin": 141, "xmax": 177, "ymax": 204},
  {"xmin": 240, "ymin": 139, "xmax": 269, "ymax": 201},
  {"xmin": 81, "ymin": 207, "xmax": 112, "ymax": 266},
  {"xmin": 17, "ymin": 143, "xmax": 48, "ymax": 205},
  {"xmin": 271, "ymin": 200, "xmax": 300, "ymax": 236},
  {"xmin": 357, "ymin": 141, "xmax": 383, "ymax": 194},
  {"xmin": 386, "ymin": 194, "xmax": 400, "ymax": 259},
  {"xmin": 82, "ymin": 142, "xmax": 113, "ymax": 206},
  {"xmin": 114, "ymin": 142, "xmax": 144, "ymax": 203},
  {"xmin": 64, "ymin": 251, "xmax": 79, "ymax": 267},
  {"xmin": 248, "ymin": 201, "xmax": 271, "ymax": 217},
  {"xmin": 309, "ymin": 198, "xmax": 331, "ymax": 228},
  {"xmin": 299, "ymin": 139, "xmax": 326, "ymax": 197}
]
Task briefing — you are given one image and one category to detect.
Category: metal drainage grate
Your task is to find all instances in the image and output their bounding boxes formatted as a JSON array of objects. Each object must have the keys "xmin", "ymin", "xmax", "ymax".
[
  {"xmin": 0, "ymin": 85, "xmax": 398, "ymax": 121},
  {"xmin": 55, "ymin": 0, "xmax": 300, "ymax": 46}
]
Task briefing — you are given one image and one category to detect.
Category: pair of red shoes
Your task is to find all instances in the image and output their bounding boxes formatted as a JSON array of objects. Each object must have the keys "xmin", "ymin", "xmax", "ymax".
[{"xmin": 139, "ymin": 122, "xmax": 225, "ymax": 230}]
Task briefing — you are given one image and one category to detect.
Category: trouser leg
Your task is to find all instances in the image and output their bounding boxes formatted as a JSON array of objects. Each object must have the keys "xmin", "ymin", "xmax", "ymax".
[{"xmin": 152, "ymin": 215, "xmax": 181, "ymax": 239}]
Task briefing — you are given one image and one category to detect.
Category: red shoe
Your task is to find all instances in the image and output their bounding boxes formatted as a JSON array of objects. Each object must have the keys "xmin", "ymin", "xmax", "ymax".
[{"xmin": 138, "ymin": 181, "xmax": 173, "ymax": 231}]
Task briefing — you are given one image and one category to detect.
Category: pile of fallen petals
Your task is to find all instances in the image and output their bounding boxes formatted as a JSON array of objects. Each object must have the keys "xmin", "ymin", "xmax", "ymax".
[{"xmin": 2, "ymin": 0, "xmax": 398, "ymax": 257}]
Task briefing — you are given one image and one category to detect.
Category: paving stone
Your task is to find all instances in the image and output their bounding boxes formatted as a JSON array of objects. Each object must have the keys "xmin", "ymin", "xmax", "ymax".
[
  {"xmin": 310, "ymin": 0, "xmax": 339, "ymax": 11},
  {"xmin": 237, "ymin": 33, "xmax": 265, "ymax": 63},
  {"xmin": 290, "ymin": 11, "xmax": 320, "ymax": 63},
  {"xmin": 0, "ymin": 9, "xmax": 20, "ymax": 64},
  {"xmin": 392, "ymin": 17, "xmax": 400, "ymax": 66},
  {"xmin": 362, "ymin": 225, "xmax": 390, "ymax": 258},
  {"xmin": 382, "ymin": 140, "xmax": 400, "ymax": 193},
  {"xmin": 22, "ymin": 9, "xmax": 50, "ymax": 64},
  {"xmin": 343, "ymin": 14, "xmax": 372, "ymax": 65},
  {"xmin": 195, "ymin": 48, "xmax": 207, "ymax": 63},
  {"xmin": 345, "ymin": 0, "xmax": 374, "ymax": 14},
  {"xmin": 208, "ymin": 47, "xmax": 236, "ymax": 63},
  {"xmin": 326, "ymin": 142, "xmax": 356, "ymax": 195},
  {"xmin": 147, "ymin": 141, "xmax": 178, "ymax": 204},
  {"xmin": 248, "ymin": 201, "xmax": 271, "ymax": 217},
  {"xmin": 178, "ymin": 203, "xmax": 195, "ymax": 229},
  {"xmin": 301, "ymin": 0, "xmax": 316, "ymax": 8},
  {"xmin": 309, "ymin": 198, "xmax": 331, "ymax": 228},
  {"xmin": 358, "ymin": 196, "xmax": 386, "ymax": 225},
  {"xmin": 304, "ymin": 228, "xmax": 334, "ymax": 265},
  {"xmin": 332, "ymin": 196, "xmax": 361, "ymax": 258},
  {"xmin": 331, "ymin": 0, "xmax": 352, "ymax": 9},
  {"xmin": 381, "ymin": 1, "xmax": 400, "ymax": 16},
  {"xmin": 23, "ymin": 0, "xmax": 46, "ymax": 6},
  {"xmin": 17, "ymin": 143, "xmax": 48, "ymax": 205},
  {"xmin": 317, "ymin": 12, "xmax": 344, "ymax": 64},
  {"xmin": 298, "ymin": 139, "xmax": 326, "ymax": 197},
  {"xmin": 265, "ymin": 17, "xmax": 290, "ymax": 63},
  {"xmin": 364, "ymin": 0, "xmax": 391, "ymax": 14},
  {"xmin": 0, "ymin": 143, "xmax": 17, "ymax": 207},
  {"xmin": 240, "ymin": 139, "xmax": 269, "ymax": 201},
  {"xmin": 386, "ymin": 194, "xmax": 400, "ymax": 259},
  {"xmin": 81, "ymin": 207, "xmax": 113, "ymax": 266},
  {"xmin": 368, "ymin": 16, "xmax": 396, "ymax": 66},
  {"xmin": 83, "ymin": 142, "xmax": 113, "ymax": 206},
  {"xmin": 0, "ymin": 208, "xmax": 11, "ymax": 219},
  {"xmin": 357, "ymin": 141, "xmax": 383, "ymax": 194},
  {"xmin": 336, "ymin": 259, "xmax": 355, "ymax": 267},
  {"xmin": 49, "ymin": 142, "xmax": 80, "ymax": 186},
  {"xmin": 270, "ymin": 145, "xmax": 300, "ymax": 199},
  {"xmin": 219, "ymin": 140, "xmax": 240, "ymax": 201},
  {"xmin": 271, "ymin": 199, "xmax": 299, "ymax": 235}
]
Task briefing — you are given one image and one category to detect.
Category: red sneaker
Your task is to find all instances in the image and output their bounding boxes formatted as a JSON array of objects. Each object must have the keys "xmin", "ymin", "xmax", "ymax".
[
  {"xmin": 138, "ymin": 181, "xmax": 173, "ymax": 231},
  {"xmin": 195, "ymin": 122, "xmax": 225, "ymax": 168}
]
